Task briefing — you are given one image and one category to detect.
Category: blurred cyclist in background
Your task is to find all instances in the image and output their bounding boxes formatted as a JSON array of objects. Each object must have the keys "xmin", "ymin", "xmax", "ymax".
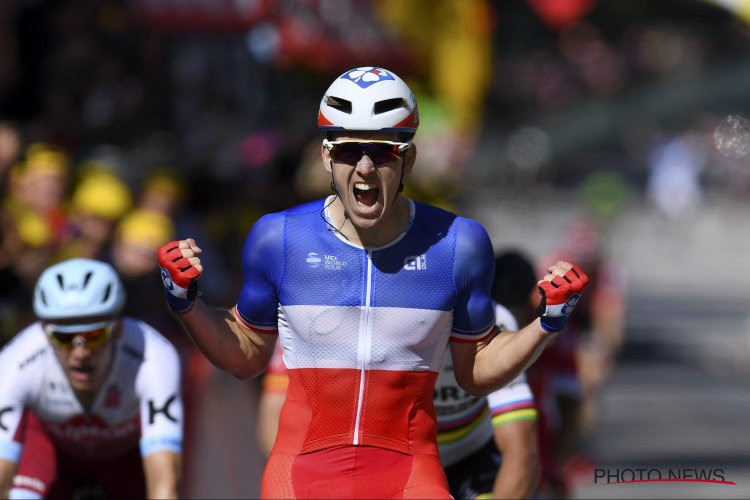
[
  {"xmin": 0, "ymin": 258, "xmax": 183, "ymax": 499},
  {"xmin": 159, "ymin": 66, "xmax": 588, "ymax": 498}
]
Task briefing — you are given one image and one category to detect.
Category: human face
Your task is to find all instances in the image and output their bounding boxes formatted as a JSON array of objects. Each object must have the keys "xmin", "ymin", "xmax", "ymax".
[
  {"xmin": 45, "ymin": 319, "xmax": 118, "ymax": 393},
  {"xmin": 322, "ymin": 132, "xmax": 415, "ymax": 233}
]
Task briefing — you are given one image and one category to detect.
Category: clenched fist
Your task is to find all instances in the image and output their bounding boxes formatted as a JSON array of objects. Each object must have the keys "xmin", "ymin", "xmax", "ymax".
[
  {"xmin": 537, "ymin": 261, "xmax": 589, "ymax": 333},
  {"xmin": 158, "ymin": 238, "xmax": 203, "ymax": 314}
]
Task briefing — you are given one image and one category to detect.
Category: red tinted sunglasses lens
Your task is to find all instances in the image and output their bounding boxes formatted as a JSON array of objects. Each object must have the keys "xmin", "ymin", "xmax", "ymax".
[{"xmin": 331, "ymin": 143, "xmax": 400, "ymax": 166}]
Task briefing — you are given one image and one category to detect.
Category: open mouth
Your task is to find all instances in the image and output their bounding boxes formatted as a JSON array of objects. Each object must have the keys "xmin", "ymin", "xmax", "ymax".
[
  {"xmin": 354, "ymin": 182, "xmax": 379, "ymax": 207},
  {"xmin": 70, "ymin": 365, "xmax": 94, "ymax": 381}
]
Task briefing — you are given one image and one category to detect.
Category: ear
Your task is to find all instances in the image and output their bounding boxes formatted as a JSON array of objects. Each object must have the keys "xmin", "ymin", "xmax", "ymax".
[
  {"xmin": 402, "ymin": 142, "xmax": 417, "ymax": 176},
  {"xmin": 321, "ymin": 144, "xmax": 333, "ymax": 173}
]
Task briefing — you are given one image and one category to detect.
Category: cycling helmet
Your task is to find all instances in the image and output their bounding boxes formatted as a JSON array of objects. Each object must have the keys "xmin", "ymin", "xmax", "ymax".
[
  {"xmin": 318, "ymin": 67, "xmax": 419, "ymax": 134},
  {"xmin": 33, "ymin": 258, "xmax": 126, "ymax": 321}
]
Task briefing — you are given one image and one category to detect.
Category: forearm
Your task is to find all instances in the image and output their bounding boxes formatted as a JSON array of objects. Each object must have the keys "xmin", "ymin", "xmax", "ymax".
[
  {"xmin": 143, "ymin": 451, "xmax": 181, "ymax": 499},
  {"xmin": 0, "ymin": 458, "xmax": 17, "ymax": 498},
  {"xmin": 493, "ymin": 452, "xmax": 540, "ymax": 499},
  {"xmin": 174, "ymin": 300, "xmax": 271, "ymax": 378},
  {"xmin": 469, "ymin": 319, "xmax": 556, "ymax": 395}
]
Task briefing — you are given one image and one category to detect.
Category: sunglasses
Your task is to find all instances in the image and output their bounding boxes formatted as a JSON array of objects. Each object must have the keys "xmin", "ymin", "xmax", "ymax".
[
  {"xmin": 44, "ymin": 321, "xmax": 116, "ymax": 349},
  {"xmin": 323, "ymin": 139, "xmax": 411, "ymax": 166}
]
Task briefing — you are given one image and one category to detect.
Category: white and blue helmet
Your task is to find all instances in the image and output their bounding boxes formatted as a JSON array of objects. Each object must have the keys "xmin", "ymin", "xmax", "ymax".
[
  {"xmin": 33, "ymin": 258, "xmax": 126, "ymax": 321},
  {"xmin": 318, "ymin": 67, "xmax": 419, "ymax": 134}
]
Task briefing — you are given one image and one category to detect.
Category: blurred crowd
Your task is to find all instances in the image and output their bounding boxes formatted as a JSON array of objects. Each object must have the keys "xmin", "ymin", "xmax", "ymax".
[{"xmin": 1, "ymin": 0, "xmax": 750, "ymax": 496}]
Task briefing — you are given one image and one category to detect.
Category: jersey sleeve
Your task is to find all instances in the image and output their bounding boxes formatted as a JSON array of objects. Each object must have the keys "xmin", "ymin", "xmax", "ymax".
[
  {"xmin": 135, "ymin": 324, "xmax": 184, "ymax": 457},
  {"xmin": 487, "ymin": 373, "xmax": 537, "ymax": 428},
  {"xmin": 450, "ymin": 217, "xmax": 496, "ymax": 342},
  {"xmin": 234, "ymin": 212, "xmax": 286, "ymax": 333},
  {"xmin": 0, "ymin": 327, "xmax": 44, "ymax": 463}
]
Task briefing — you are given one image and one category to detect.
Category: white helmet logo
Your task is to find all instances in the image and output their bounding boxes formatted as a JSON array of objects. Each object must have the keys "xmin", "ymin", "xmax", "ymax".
[{"xmin": 343, "ymin": 67, "xmax": 395, "ymax": 89}]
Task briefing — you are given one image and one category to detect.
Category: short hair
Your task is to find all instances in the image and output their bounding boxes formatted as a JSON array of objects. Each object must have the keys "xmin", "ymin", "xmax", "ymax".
[{"xmin": 491, "ymin": 249, "xmax": 537, "ymax": 310}]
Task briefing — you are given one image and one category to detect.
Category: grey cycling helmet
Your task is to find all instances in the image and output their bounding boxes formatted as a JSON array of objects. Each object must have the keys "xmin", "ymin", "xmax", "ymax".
[{"xmin": 33, "ymin": 258, "xmax": 126, "ymax": 321}]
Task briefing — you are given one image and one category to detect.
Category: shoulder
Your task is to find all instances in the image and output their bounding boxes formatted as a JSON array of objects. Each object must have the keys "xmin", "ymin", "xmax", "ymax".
[
  {"xmin": 0, "ymin": 322, "xmax": 51, "ymax": 374},
  {"xmin": 244, "ymin": 200, "xmax": 324, "ymax": 246},
  {"xmin": 119, "ymin": 317, "xmax": 179, "ymax": 363}
]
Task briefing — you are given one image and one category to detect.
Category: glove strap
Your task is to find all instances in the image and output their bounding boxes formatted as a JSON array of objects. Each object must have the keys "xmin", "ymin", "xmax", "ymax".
[
  {"xmin": 539, "ymin": 315, "xmax": 567, "ymax": 333},
  {"xmin": 164, "ymin": 281, "xmax": 198, "ymax": 314}
]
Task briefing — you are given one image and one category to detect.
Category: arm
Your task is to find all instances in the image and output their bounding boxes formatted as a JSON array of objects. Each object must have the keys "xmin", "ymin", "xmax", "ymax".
[
  {"xmin": 159, "ymin": 232, "xmax": 279, "ymax": 379},
  {"xmin": 453, "ymin": 259, "xmax": 589, "ymax": 396},
  {"xmin": 257, "ymin": 391, "xmax": 286, "ymax": 456},
  {"xmin": 257, "ymin": 343, "xmax": 289, "ymax": 456},
  {"xmin": 451, "ymin": 320, "xmax": 555, "ymax": 396},
  {"xmin": 0, "ymin": 458, "xmax": 17, "ymax": 498},
  {"xmin": 143, "ymin": 450, "xmax": 181, "ymax": 499},
  {"xmin": 174, "ymin": 299, "xmax": 276, "ymax": 379},
  {"xmin": 493, "ymin": 418, "xmax": 540, "ymax": 499}
]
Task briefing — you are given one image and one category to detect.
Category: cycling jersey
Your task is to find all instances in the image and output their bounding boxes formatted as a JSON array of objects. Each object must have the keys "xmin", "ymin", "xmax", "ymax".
[
  {"xmin": 236, "ymin": 197, "xmax": 495, "ymax": 498},
  {"xmin": 435, "ymin": 304, "xmax": 537, "ymax": 468},
  {"xmin": 0, "ymin": 317, "xmax": 183, "ymax": 497}
]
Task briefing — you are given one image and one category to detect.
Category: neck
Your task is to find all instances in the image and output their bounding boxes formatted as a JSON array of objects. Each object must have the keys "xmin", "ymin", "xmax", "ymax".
[{"xmin": 328, "ymin": 195, "xmax": 409, "ymax": 247}]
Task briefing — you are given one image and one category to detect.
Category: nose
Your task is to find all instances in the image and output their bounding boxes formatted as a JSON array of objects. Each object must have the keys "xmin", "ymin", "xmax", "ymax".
[
  {"xmin": 69, "ymin": 336, "xmax": 92, "ymax": 357},
  {"xmin": 355, "ymin": 155, "xmax": 376, "ymax": 175}
]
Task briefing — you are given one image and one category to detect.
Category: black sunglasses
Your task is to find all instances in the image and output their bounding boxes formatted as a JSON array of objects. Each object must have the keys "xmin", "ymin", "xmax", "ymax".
[{"xmin": 323, "ymin": 139, "xmax": 410, "ymax": 167}]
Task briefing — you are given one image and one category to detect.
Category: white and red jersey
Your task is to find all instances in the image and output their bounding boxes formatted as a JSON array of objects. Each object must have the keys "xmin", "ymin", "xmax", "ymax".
[
  {"xmin": 434, "ymin": 304, "xmax": 537, "ymax": 467},
  {"xmin": 0, "ymin": 317, "xmax": 183, "ymax": 462},
  {"xmin": 237, "ymin": 198, "xmax": 496, "ymax": 458}
]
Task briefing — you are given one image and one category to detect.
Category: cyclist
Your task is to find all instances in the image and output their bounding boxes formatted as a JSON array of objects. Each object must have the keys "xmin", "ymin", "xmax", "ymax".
[
  {"xmin": 0, "ymin": 258, "xmax": 183, "ymax": 499},
  {"xmin": 259, "ymin": 300, "xmax": 541, "ymax": 499},
  {"xmin": 159, "ymin": 66, "xmax": 587, "ymax": 498}
]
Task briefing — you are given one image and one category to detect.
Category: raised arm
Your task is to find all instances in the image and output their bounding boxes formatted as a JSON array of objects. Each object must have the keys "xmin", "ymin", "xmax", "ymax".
[
  {"xmin": 451, "ymin": 249, "xmax": 588, "ymax": 395},
  {"xmin": 159, "ymin": 238, "xmax": 276, "ymax": 378}
]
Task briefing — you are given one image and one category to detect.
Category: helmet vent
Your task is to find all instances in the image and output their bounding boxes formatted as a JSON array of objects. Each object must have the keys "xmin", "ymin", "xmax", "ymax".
[
  {"xmin": 102, "ymin": 284, "xmax": 111, "ymax": 303},
  {"xmin": 82, "ymin": 271, "xmax": 93, "ymax": 288},
  {"xmin": 326, "ymin": 96, "xmax": 352, "ymax": 114},
  {"xmin": 374, "ymin": 98, "xmax": 406, "ymax": 115},
  {"xmin": 56, "ymin": 274, "xmax": 64, "ymax": 289},
  {"xmin": 40, "ymin": 290, "xmax": 48, "ymax": 306}
]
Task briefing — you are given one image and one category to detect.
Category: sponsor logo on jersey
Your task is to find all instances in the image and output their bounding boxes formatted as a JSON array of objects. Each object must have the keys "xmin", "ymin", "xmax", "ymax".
[
  {"xmin": 19, "ymin": 347, "xmax": 46, "ymax": 370},
  {"xmin": 148, "ymin": 395, "xmax": 178, "ymax": 424},
  {"xmin": 46, "ymin": 415, "xmax": 139, "ymax": 443},
  {"xmin": 323, "ymin": 254, "xmax": 347, "ymax": 271},
  {"xmin": 404, "ymin": 254, "xmax": 427, "ymax": 271},
  {"xmin": 160, "ymin": 266, "xmax": 174, "ymax": 291},
  {"xmin": 342, "ymin": 67, "xmax": 395, "ymax": 89},
  {"xmin": 105, "ymin": 385, "xmax": 122, "ymax": 408},
  {"xmin": 0, "ymin": 406, "xmax": 14, "ymax": 431},
  {"xmin": 13, "ymin": 475, "xmax": 45, "ymax": 493},
  {"xmin": 306, "ymin": 252, "xmax": 321, "ymax": 268}
]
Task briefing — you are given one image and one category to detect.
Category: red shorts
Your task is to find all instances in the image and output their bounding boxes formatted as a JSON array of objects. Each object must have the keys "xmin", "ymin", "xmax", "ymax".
[
  {"xmin": 262, "ymin": 445, "xmax": 451, "ymax": 499},
  {"xmin": 11, "ymin": 411, "xmax": 146, "ymax": 498}
]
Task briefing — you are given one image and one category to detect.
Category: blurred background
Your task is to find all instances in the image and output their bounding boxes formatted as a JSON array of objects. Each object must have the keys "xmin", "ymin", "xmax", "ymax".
[{"xmin": 1, "ymin": 0, "xmax": 750, "ymax": 498}]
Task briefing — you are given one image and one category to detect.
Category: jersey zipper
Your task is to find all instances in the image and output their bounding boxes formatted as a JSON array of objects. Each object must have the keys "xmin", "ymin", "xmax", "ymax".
[{"xmin": 353, "ymin": 248, "xmax": 374, "ymax": 444}]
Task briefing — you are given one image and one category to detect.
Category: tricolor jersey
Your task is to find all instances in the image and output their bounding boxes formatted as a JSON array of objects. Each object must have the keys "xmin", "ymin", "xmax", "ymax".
[
  {"xmin": 435, "ymin": 304, "xmax": 537, "ymax": 467},
  {"xmin": 236, "ymin": 197, "xmax": 495, "ymax": 456},
  {"xmin": 0, "ymin": 318, "xmax": 183, "ymax": 463}
]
